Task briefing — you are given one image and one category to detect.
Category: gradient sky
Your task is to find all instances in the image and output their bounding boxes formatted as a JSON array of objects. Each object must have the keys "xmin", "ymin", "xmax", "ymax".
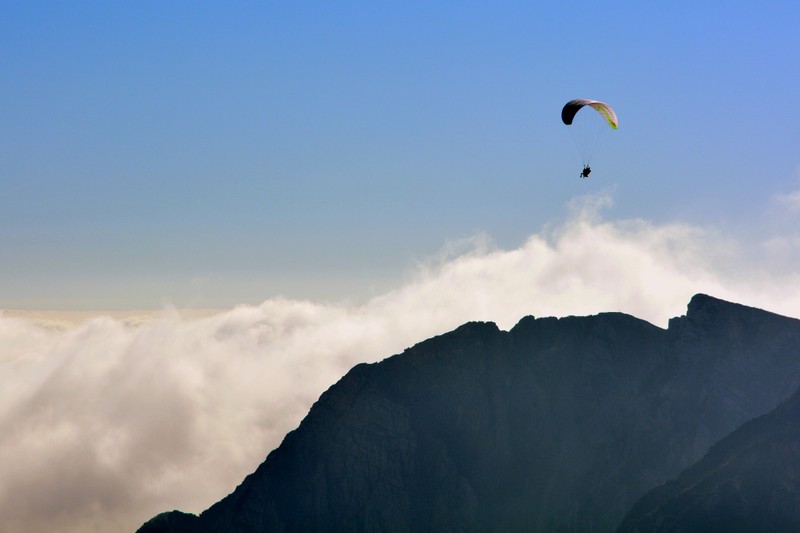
[{"xmin": 2, "ymin": 1, "xmax": 800, "ymax": 311}]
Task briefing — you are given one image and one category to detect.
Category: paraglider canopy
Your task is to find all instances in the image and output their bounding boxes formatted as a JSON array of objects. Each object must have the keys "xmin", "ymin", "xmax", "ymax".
[
  {"xmin": 561, "ymin": 99, "xmax": 618, "ymax": 129},
  {"xmin": 562, "ymin": 99, "xmax": 618, "ymax": 171}
]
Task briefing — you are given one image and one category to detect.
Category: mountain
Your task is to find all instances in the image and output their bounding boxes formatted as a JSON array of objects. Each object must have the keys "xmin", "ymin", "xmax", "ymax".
[
  {"xmin": 139, "ymin": 294, "xmax": 800, "ymax": 532},
  {"xmin": 617, "ymin": 383, "xmax": 800, "ymax": 532}
]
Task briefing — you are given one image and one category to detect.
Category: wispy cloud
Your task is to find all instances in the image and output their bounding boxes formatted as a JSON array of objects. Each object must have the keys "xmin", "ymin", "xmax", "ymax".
[
  {"xmin": 775, "ymin": 189, "xmax": 800, "ymax": 214},
  {"xmin": 771, "ymin": 167, "xmax": 800, "ymax": 215},
  {"xmin": 3, "ymin": 194, "xmax": 800, "ymax": 533},
  {"xmin": 0, "ymin": 180, "xmax": 28, "ymax": 200}
]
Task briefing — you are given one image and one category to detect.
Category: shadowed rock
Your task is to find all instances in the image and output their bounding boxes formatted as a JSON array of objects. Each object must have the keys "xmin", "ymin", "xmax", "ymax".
[{"xmin": 618, "ymin": 384, "xmax": 800, "ymax": 532}]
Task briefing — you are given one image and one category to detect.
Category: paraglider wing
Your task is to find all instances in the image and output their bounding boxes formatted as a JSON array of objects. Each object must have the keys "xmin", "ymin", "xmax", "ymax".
[
  {"xmin": 561, "ymin": 99, "xmax": 618, "ymax": 129},
  {"xmin": 562, "ymin": 98, "xmax": 619, "ymax": 170}
]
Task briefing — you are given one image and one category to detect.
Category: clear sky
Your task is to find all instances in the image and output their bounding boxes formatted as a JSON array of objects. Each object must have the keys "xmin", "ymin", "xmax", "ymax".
[{"xmin": 3, "ymin": 1, "xmax": 799, "ymax": 310}]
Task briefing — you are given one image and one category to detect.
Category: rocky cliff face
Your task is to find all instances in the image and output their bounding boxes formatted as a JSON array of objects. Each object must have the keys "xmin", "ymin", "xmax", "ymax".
[
  {"xmin": 617, "ymin": 381, "xmax": 800, "ymax": 532},
  {"xmin": 139, "ymin": 294, "xmax": 800, "ymax": 532}
]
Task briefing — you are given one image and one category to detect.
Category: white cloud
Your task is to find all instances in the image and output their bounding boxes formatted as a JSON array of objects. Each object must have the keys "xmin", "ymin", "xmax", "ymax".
[
  {"xmin": 3, "ymin": 194, "xmax": 800, "ymax": 533},
  {"xmin": 771, "ymin": 168, "xmax": 800, "ymax": 216},
  {"xmin": 775, "ymin": 189, "xmax": 800, "ymax": 214}
]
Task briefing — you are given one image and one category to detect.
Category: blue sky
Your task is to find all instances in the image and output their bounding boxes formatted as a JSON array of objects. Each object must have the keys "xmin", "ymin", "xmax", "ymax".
[{"xmin": 2, "ymin": 1, "xmax": 800, "ymax": 310}]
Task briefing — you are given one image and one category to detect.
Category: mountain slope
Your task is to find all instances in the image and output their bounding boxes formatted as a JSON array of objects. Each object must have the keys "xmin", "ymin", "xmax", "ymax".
[
  {"xmin": 139, "ymin": 294, "xmax": 800, "ymax": 532},
  {"xmin": 617, "ymin": 384, "xmax": 800, "ymax": 532}
]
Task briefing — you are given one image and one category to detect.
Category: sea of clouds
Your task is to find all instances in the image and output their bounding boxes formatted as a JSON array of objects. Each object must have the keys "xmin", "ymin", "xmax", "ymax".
[{"xmin": 3, "ymin": 195, "xmax": 800, "ymax": 533}]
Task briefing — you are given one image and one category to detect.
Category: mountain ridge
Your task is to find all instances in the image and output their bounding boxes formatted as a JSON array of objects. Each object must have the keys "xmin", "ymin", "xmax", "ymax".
[{"xmin": 139, "ymin": 294, "xmax": 800, "ymax": 532}]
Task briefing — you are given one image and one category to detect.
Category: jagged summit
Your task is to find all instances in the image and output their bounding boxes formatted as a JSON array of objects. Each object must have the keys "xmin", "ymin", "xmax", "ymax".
[
  {"xmin": 139, "ymin": 295, "xmax": 800, "ymax": 533},
  {"xmin": 671, "ymin": 293, "xmax": 794, "ymax": 330},
  {"xmin": 686, "ymin": 293, "xmax": 780, "ymax": 316}
]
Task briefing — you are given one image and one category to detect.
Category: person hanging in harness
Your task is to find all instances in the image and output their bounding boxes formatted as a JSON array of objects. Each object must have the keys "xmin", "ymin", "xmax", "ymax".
[{"xmin": 561, "ymin": 99, "xmax": 618, "ymax": 181}]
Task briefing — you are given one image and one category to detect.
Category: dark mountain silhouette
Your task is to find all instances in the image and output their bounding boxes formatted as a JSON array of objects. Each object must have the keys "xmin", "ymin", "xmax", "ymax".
[
  {"xmin": 139, "ymin": 294, "xmax": 800, "ymax": 532},
  {"xmin": 617, "ymin": 384, "xmax": 800, "ymax": 532}
]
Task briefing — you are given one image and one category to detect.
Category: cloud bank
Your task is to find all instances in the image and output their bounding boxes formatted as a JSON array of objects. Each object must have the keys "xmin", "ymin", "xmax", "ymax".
[{"xmin": 3, "ymin": 195, "xmax": 800, "ymax": 533}]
